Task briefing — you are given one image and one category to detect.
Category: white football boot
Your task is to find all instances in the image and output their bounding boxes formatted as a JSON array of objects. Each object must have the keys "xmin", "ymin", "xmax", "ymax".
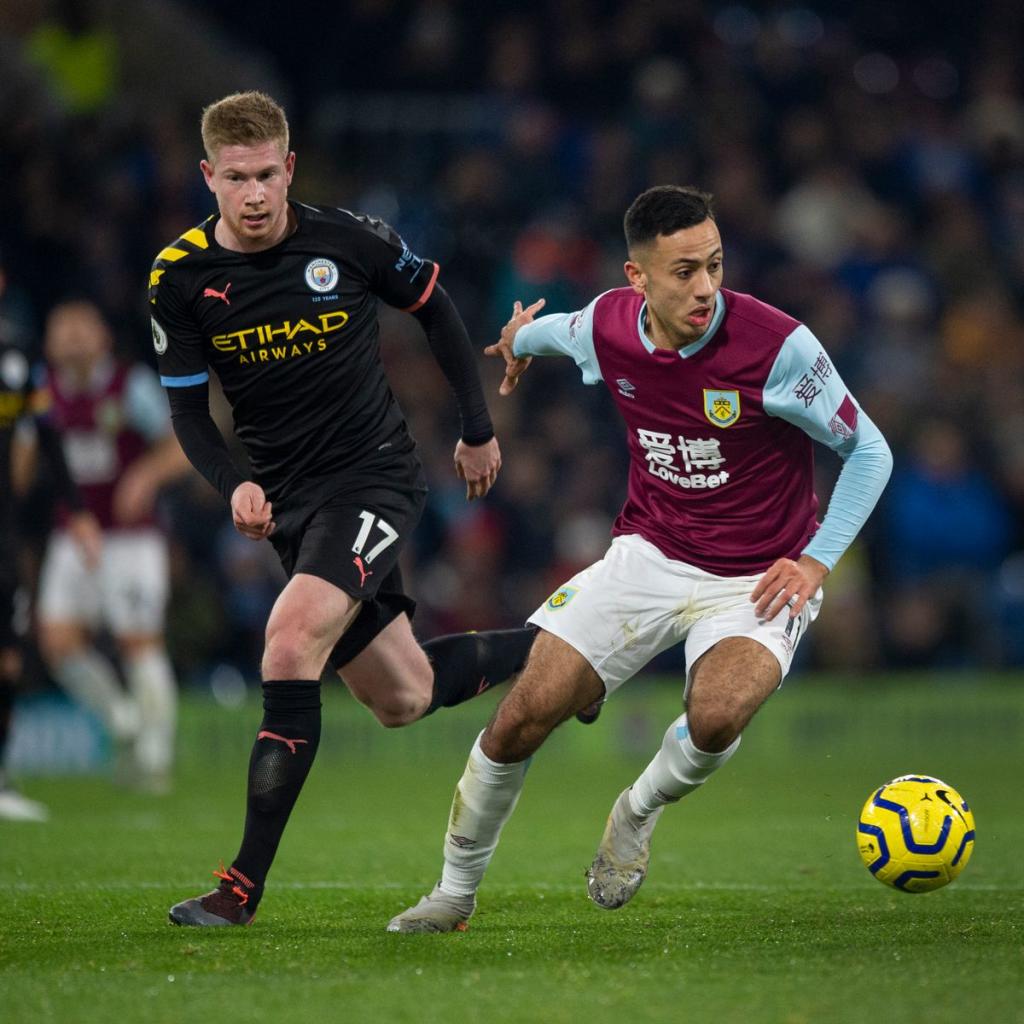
[
  {"xmin": 387, "ymin": 883, "xmax": 476, "ymax": 933},
  {"xmin": 0, "ymin": 787, "xmax": 50, "ymax": 822},
  {"xmin": 585, "ymin": 788, "xmax": 663, "ymax": 909}
]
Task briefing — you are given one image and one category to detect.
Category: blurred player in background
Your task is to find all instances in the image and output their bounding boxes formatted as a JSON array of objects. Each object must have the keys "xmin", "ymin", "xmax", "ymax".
[
  {"xmin": 35, "ymin": 299, "xmax": 189, "ymax": 794},
  {"xmin": 389, "ymin": 185, "xmax": 894, "ymax": 932},
  {"xmin": 156, "ymin": 92, "xmax": 536, "ymax": 927},
  {"xmin": 0, "ymin": 309, "xmax": 99, "ymax": 820}
]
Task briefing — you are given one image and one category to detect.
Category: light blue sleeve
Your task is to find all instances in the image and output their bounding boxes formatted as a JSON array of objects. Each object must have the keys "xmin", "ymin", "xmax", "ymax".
[
  {"xmin": 511, "ymin": 294, "xmax": 604, "ymax": 385},
  {"xmin": 125, "ymin": 364, "xmax": 173, "ymax": 443},
  {"xmin": 763, "ymin": 325, "xmax": 893, "ymax": 571}
]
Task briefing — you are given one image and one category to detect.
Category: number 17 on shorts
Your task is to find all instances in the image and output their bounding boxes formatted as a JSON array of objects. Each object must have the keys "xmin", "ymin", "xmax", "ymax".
[{"xmin": 350, "ymin": 510, "xmax": 399, "ymax": 589}]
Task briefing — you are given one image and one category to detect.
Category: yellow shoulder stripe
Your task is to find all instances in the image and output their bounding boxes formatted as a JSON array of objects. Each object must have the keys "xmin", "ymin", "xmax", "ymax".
[
  {"xmin": 156, "ymin": 246, "xmax": 189, "ymax": 263},
  {"xmin": 151, "ymin": 219, "xmax": 213, "ymax": 302},
  {"xmin": 181, "ymin": 228, "xmax": 209, "ymax": 250}
]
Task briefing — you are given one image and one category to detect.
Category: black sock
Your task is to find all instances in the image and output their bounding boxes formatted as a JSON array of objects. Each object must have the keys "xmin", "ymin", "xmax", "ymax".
[
  {"xmin": 231, "ymin": 680, "xmax": 321, "ymax": 903},
  {"xmin": 423, "ymin": 627, "xmax": 536, "ymax": 715}
]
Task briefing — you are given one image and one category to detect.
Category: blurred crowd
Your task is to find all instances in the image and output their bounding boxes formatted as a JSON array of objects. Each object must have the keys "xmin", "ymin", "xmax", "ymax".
[{"xmin": 1, "ymin": 0, "xmax": 1023, "ymax": 683}]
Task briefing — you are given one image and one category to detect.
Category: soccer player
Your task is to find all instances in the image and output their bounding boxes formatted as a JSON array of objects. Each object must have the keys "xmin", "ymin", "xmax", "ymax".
[
  {"xmin": 0, "ymin": 334, "xmax": 99, "ymax": 821},
  {"xmin": 155, "ymin": 92, "xmax": 535, "ymax": 926},
  {"xmin": 36, "ymin": 299, "xmax": 189, "ymax": 793},
  {"xmin": 388, "ymin": 185, "xmax": 894, "ymax": 932}
]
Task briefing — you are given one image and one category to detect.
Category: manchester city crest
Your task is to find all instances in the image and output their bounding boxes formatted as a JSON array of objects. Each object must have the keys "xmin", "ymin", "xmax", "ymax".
[
  {"xmin": 703, "ymin": 389, "xmax": 740, "ymax": 428},
  {"xmin": 304, "ymin": 258, "xmax": 339, "ymax": 293}
]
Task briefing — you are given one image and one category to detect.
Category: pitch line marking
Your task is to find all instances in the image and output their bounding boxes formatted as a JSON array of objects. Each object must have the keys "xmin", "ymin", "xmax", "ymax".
[{"xmin": 2, "ymin": 880, "xmax": 1018, "ymax": 893}]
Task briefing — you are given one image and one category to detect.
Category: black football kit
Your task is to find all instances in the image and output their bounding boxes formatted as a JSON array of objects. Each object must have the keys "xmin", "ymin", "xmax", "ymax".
[
  {"xmin": 155, "ymin": 201, "xmax": 550, "ymax": 921},
  {"xmin": 0, "ymin": 342, "xmax": 81, "ymax": 648},
  {"xmin": 1, "ymin": 339, "xmax": 83, "ymax": 794},
  {"xmin": 151, "ymin": 201, "xmax": 493, "ymax": 665}
]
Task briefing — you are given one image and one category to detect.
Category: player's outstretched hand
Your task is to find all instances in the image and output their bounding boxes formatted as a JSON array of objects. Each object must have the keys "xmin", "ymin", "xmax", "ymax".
[
  {"xmin": 231, "ymin": 481, "xmax": 276, "ymax": 540},
  {"xmin": 750, "ymin": 554, "xmax": 829, "ymax": 621},
  {"xmin": 484, "ymin": 298, "xmax": 545, "ymax": 395},
  {"xmin": 454, "ymin": 436, "xmax": 501, "ymax": 501}
]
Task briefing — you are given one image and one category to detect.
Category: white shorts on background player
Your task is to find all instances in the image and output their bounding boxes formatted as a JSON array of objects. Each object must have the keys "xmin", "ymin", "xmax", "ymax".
[
  {"xmin": 528, "ymin": 533, "xmax": 821, "ymax": 698},
  {"xmin": 38, "ymin": 529, "xmax": 169, "ymax": 636}
]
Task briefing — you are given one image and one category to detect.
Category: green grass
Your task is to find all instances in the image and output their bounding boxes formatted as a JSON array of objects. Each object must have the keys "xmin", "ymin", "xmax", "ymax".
[{"xmin": 2, "ymin": 675, "xmax": 1023, "ymax": 1023}]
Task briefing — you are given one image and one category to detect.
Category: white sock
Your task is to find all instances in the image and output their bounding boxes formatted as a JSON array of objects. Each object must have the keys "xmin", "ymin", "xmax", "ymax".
[
  {"xmin": 125, "ymin": 647, "xmax": 177, "ymax": 775},
  {"xmin": 55, "ymin": 650, "xmax": 138, "ymax": 740},
  {"xmin": 628, "ymin": 714, "xmax": 741, "ymax": 819},
  {"xmin": 439, "ymin": 732, "xmax": 529, "ymax": 898}
]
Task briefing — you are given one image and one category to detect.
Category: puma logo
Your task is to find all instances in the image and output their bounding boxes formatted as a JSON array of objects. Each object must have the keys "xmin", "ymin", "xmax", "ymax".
[
  {"xmin": 203, "ymin": 282, "xmax": 232, "ymax": 305},
  {"xmin": 353, "ymin": 556, "xmax": 373, "ymax": 587},
  {"xmin": 256, "ymin": 730, "xmax": 308, "ymax": 754}
]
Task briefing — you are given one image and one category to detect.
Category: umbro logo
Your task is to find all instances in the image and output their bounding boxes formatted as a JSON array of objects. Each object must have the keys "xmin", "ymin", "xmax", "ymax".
[
  {"xmin": 203, "ymin": 282, "xmax": 232, "ymax": 305},
  {"xmin": 616, "ymin": 377, "xmax": 636, "ymax": 399}
]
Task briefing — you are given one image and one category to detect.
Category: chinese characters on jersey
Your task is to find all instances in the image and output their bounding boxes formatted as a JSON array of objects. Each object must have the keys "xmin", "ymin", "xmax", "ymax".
[{"xmin": 637, "ymin": 429, "xmax": 730, "ymax": 490}]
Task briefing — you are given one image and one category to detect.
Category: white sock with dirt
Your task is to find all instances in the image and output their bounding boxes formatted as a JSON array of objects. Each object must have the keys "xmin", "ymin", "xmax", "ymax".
[
  {"xmin": 54, "ymin": 649, "xmax": 138, "ymax": 740},
  {"xmin": 439, "ymin": 732, "xmax": 529, "ymax": 898},
  {"xmin": 628, "ymin": 713, "xmax": 741, "ymax": 819},
  {"xmin": 124, "ymin": 647, "xmax": 177, "ymax": 775}
]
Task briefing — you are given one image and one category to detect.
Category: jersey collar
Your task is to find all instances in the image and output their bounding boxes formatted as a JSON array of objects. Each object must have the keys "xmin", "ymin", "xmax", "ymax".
[
  {"xmin": 636, "ymin": 290, "xmax": 726, "ymax": 358},
  {"xmin": 208, "ymin": 200, "xmax": 304, "ymax": 255}
]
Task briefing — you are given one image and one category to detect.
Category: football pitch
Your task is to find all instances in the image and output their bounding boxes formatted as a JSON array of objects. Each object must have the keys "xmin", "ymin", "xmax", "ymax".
[{"xmin": 2, "ymin": 675, "xmax": 1022, "ymax": 1024}]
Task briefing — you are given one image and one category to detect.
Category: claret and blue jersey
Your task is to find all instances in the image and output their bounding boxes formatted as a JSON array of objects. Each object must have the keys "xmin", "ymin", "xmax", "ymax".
[{"xmin": 514, "ymin": 286, "xmax": 892, "ymax": 577}]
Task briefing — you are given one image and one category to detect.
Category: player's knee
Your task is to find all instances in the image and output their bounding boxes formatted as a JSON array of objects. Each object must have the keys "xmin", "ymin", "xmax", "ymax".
[
  {"xmin": 37, "ymin": 627, "xmax": 85, "ymax": 668},
  {"xmin": 262, "ymin": 627, "xmax": 321, "ymax": 679},
  {"xmin": 687, "ymin": 710, "xmax": 741, "ymax": 754},
  {"xmin": 370, "ymin": 691, "xmax": 431, "ymax": 728}
]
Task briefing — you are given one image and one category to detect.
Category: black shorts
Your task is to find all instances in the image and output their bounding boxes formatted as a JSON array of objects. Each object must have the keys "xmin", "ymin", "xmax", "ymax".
[{"xmin": 269, "ymin": 453, "xmax": 428, "ymax": 670}]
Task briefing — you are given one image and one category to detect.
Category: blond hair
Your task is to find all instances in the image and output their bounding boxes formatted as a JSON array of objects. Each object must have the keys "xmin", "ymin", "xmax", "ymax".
[{"xmin": 200, "ymin": 91, "xmax": 290, "ymax": 163}]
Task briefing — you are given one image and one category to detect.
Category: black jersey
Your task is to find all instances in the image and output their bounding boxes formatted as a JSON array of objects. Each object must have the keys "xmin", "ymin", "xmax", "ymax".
[
  {"xmin": 0, "ymin": 344, "xmax": 32, "ymax": 629},
  {"xmin": 0, "ymin": 344, "xmax": 81, "ymax": 559},
  {"xmin": 150, "ymin": 202, "xmax": 441, "ymax": 507},
  {"xmin": 0, "ymin": 344, "xmax": 35, "ymax": 541}
]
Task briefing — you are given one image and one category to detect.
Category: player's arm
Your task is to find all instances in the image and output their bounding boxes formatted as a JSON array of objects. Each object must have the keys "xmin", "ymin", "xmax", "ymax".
[
  {"xmin": 21, "ymin": 384, "xmax": 81, "ymax": 511},
  {"xmin": 355, "ymin": 214, "xmax": 500, "ymax": 499},
  {"xmin": 162, "ymin": 383, "xmax": 239, "ymax": 502},
  {"xmin": 485, "ymin": 295, "xmax": 606, "ymax": 394},
  {"xmin": 17, "ymin": 375, "xmax": 103, "ymax": 566},
  {"xmin": 754, "ymin": 324, "xmax": 894, "ymax": 619},
  {"xmin": 163, "ymin": 384, "xmax": 273, "ymax": 540},
  {"xmin": 35, "ymin": 419, "xmax": 104, "ymax": 565},
  {"xmin": 112, "ymin": 363, "xmax": 192, "ymax": 525},
  {"xmin": 152, "ymin": 278, "xmax": 272, "ymax": 539},
  {"xmin": 411, "ymin": 284, "xmax": 500, "ymax": 500}
]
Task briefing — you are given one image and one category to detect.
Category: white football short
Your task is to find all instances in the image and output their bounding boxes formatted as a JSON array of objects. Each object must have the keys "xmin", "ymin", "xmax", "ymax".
[
  {"xmin": 528, "ymin": 533, "xmax": 821, "ymax": 698},
  {"xmin": 38, "ymin": 529, "xmax": 170, "ymax": 636}
]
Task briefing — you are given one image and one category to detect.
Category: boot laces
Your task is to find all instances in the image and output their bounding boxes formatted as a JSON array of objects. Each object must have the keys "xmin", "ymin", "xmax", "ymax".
[{"xmin": 212, "ymin": 863, "xmax": 252, "ymax": 906}]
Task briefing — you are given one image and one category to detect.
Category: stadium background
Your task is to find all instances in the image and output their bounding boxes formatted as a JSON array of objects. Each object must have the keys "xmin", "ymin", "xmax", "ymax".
[
  {"xmin": 1, "ymin": 0, "xmax": 1023, "ymax": 694},
  {"xmin": 2, "ymin": 5, "xmax": 1022, "ymax": 1023}
]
